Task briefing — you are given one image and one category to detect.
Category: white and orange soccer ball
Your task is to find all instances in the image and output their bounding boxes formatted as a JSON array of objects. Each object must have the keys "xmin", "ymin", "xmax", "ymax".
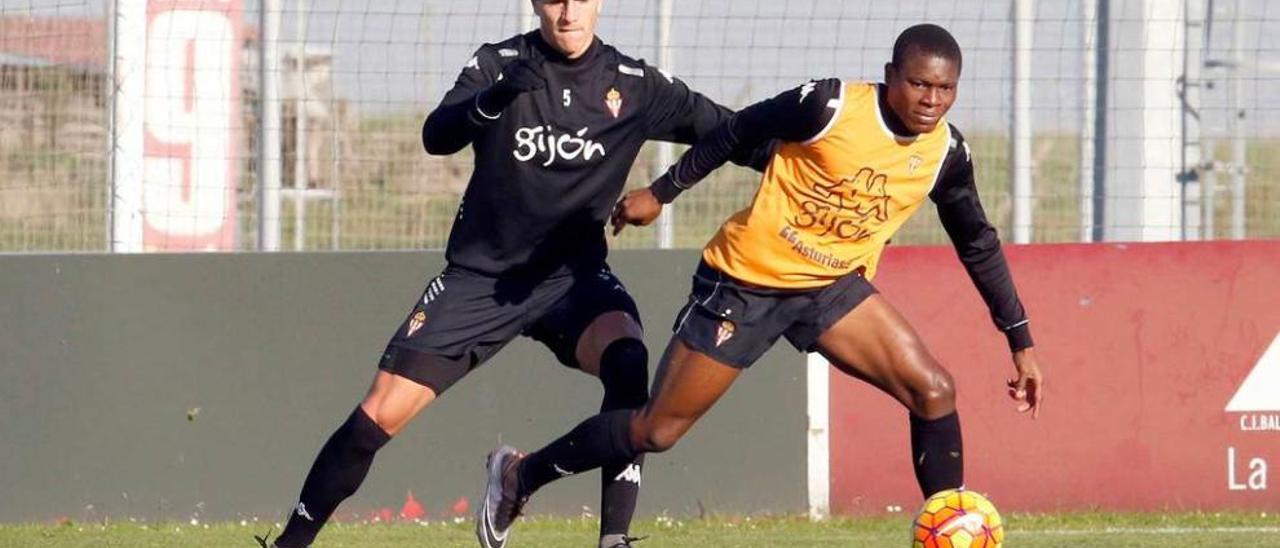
[{"xmin": 911, "ymin": 488, "xmax": 1004, "ymax": 548}]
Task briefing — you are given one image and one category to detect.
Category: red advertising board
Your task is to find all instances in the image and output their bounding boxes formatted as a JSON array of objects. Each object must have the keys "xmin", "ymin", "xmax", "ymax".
[
  {"xmin": 143, "ymin": 0, "xmax": 242, "ymax": 250},
  {"xmin": 828, "ymin": 241, "xmax": 1280, "ymax": 513}
]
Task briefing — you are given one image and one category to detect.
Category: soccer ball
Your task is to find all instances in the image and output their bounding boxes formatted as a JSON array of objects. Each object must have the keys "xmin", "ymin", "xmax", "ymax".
[{"xmin": 911, "ymin": 488, "xmax": 1004, "ymax": 548}]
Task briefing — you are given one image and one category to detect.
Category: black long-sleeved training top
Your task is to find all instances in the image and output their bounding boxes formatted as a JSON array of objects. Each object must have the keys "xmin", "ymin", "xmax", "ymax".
[{"xmin": 423, "ymin": 31, "xmax": 755, "ymax": 277}]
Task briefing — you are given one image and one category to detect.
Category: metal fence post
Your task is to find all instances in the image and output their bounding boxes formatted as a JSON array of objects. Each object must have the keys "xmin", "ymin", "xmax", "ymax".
[
  {"xmin": 655, "ymin": 0, "xmax": 675, "ymax": 249},
  {"xmin": 1012, "ymin": 0, "xmax": 1034, "ymax": 244},
  {"xmin": 259, "ymin": 0, "xmax": 282, "ymax": 251},
  {"xmin": 108, "ymin": 0, "xmax": 146, "ymax": 252}
]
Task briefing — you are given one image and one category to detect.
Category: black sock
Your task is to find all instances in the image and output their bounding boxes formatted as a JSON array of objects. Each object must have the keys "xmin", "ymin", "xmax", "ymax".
[
  {"xmin": 275, "ymin": 407, "xmax": 391, "ymax": 548},
  {"xmin": 599, "ymin": 455, "xmax": 644, "ymax": 539},
  {"xmin": 910, "ymin": 411, "xmax": 963, "ymax": 498},
  {"xmin": 596, "ymin": 339, "xmax": 650, "ymax": 538},
  {"xmin": 519, "ymin": 409, "xmax": 636, "ymax": 498}
]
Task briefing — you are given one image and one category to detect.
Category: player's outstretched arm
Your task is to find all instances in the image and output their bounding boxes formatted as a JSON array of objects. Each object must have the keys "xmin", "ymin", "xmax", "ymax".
[
  {"xmin": 612, "ymin": 80, "xmax": 839, "ymax": 235},
  {"xmin": 646, "ymin": 78, "xmax": 842, "ymax": 206},
  {"xmin": 639, "ymin": 66, "xmax": 773, "ymax": 173},
  {"xmin": 931, "ymin": 128, "xmax": 1043, "ymax": 419},
  {"xmin": 611, "ymin": 78, "xmax": 843, "ymax": 235}
]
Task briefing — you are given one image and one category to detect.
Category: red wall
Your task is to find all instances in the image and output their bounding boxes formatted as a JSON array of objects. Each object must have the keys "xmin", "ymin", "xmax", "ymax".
[{"xmin": 828, "ymin": 241, "xmax": 1280, "ymax": 514}]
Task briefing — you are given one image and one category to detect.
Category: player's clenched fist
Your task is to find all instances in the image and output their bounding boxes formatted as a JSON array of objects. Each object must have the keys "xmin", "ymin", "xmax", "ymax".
[
  {"xmin": 611, "ymin": 187, "xmax": 662, "ymax": 235},
  {"xmin": 478, "ymin": 59, "xmax": 548, "ymax": 115}
]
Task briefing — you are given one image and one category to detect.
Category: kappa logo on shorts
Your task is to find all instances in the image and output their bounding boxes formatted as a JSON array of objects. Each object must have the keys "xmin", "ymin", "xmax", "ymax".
[
  {"xmin": 406, "ymin": 310, "xmax": 427, "ymax": 337},
  {"xmin": 715, "ymin": 319, "xmax": 736, "ymax": 347}
]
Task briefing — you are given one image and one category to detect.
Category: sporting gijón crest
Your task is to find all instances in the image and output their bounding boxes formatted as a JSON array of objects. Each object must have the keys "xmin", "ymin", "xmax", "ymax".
[
  {"xmin": 606, "ymin": 87, "xmax": 623, "ymax": 118},
  {"xmin": 406, "ymin": 310, "xmax": 427, "ymax": 337},
  {"xmin": 715, "ymin": 319, "xmax": 736, "ymax": 347}
]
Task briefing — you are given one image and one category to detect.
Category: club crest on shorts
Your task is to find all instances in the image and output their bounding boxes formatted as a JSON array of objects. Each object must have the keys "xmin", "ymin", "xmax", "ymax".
[
  {"xmin": 605, "ymin": 87, "xmax": 623, "ymax": 118},
  {"xmin": 406, "ymin": 310, "xmax": 427, "ymax": 337},
  {"xmin": 908, "ymin": 154, "xmax": 924, "ymax": 175},
  {"xmin": 715, "ymin": 319, "xmax": 736, "ymax": 347}
]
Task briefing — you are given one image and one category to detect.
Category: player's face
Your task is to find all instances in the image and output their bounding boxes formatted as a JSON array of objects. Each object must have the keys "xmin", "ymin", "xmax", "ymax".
[
  {"xmin": 884, "ymin": 52, "xmax": 959, "ymax": 134},
  {"xmin": 533, "ymin": 0, "xmax": 603, "ymax": 59}
]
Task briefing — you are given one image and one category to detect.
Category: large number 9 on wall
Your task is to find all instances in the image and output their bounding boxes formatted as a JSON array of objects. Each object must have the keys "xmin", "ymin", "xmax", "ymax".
[{"xmin": 143, "ymin": 2, "xmax": 241, "ymax": 251}]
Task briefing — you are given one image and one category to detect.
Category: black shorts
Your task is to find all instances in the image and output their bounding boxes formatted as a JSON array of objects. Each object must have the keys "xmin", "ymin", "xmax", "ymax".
[
  {"xmin": 378, "ymin": 264, "xmax": 642, "ymax": 394},
  {"xmin": 671, "ymin": 261, "xmax": 877, "ymax": 369}
]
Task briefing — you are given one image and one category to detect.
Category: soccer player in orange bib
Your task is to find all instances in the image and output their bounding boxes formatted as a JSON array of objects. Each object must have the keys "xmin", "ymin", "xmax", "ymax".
[{"xmin": 479, "ymin": 24, "xmax": 1045, "ymax": 531}]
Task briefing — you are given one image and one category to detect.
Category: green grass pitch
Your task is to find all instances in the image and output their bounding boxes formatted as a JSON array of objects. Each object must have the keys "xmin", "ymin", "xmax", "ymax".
[{"xmin": 1, "ymin": 512, "xmax": 1277, "ymax": 547}]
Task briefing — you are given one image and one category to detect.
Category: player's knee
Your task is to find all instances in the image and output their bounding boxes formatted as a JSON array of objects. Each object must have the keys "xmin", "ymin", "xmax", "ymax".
[
  {"xmin": 599, "ymin": 338, "xmax": 650, "ymax": 411},
  {"xmin": 362, "ymin": 411, "xmax": 402, "ymax": 438},
  {"xmin": 360, "ymin": 396, "xmax": 431, "ymax": 438},
  {"xmin": 634, "ymin": 417, "xmax": 686, "ymax": 453},
  {"xmin": 908, "ymin": 363, "xmax": 956, "ymax": 419}
]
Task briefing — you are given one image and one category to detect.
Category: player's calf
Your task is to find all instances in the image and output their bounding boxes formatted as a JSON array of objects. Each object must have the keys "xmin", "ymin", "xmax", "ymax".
[
  {"xmin": 516, "ymin": 409, "xmax": 638, "ymax": 498},
  {"xmin": 598, "ymin": 338, "xmax": 649, "ymax": 411},
  {"xmin": 910, "ymin": 411, "xmax": 964, "ymax": 498},
  {"xmin": 596, "ymin": 338, "xmax": 649, "ymax": 546},
  {"xmin": 274, "ymin": 407, "xmax": 391, "ymax": 547}
]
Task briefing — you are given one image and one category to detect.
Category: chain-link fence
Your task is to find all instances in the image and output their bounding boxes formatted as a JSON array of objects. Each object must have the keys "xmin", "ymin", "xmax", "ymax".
[{"xmin": 1, "ymin": 0, "xmax": 1277, "ymax": 252}]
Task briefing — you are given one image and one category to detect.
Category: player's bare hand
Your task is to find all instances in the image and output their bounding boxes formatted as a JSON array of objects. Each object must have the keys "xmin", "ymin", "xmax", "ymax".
[
  {"xmin": 611, "ymin": 188, "xmax": 663, "ymax": 235},
  {"xmin": 1006, "ymin": 347, "xmax": 1043, "ymax": 419}
]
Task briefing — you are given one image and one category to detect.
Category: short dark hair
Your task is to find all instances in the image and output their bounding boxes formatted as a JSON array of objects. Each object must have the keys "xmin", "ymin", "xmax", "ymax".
[{"xmin": 891, "ymin": 24, "xmax": 962, "ymax": 74}]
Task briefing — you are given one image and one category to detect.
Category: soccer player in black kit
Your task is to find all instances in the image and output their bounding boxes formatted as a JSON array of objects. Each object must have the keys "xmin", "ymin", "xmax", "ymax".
[{"xmin": 257, "ymin": 1, "xmax": 766, "ymax": 548}]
